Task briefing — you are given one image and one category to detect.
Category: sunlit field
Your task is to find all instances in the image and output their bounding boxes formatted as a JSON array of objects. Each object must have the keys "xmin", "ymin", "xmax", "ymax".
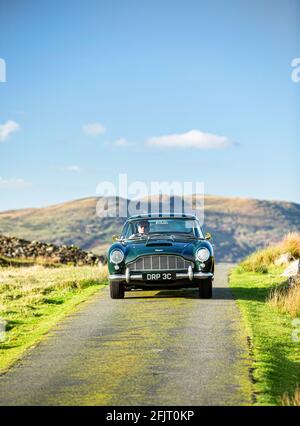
[{"xmin": 0, "ymin": 264, "xmax": 108, "ymax": 373}]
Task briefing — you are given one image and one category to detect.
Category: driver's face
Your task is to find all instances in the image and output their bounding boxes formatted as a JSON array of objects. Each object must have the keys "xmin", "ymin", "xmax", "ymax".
[{"xmin": 138, "ymin": 223, "xmax": 148, "ymax": 233}]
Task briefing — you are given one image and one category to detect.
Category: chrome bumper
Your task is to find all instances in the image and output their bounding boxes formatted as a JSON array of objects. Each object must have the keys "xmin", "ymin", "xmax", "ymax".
[{"xmin": 109, "ymin": 266, "xmax": 213, "ymax": 284}]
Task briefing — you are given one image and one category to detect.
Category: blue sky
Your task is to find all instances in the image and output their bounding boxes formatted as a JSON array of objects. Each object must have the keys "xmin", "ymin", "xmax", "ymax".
[{"xmin": 0, "ymin": 0, "xmax": 299, "ymax": 210}]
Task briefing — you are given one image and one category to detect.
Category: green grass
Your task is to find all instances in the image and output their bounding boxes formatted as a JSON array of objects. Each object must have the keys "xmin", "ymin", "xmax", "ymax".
[
  {"xmin": 229, "ymin": 266, "xmax": 300, "ymax": 405},
  {"xmin": 0, "ymin": 264, "xmax": 108, "ymax": 373}
]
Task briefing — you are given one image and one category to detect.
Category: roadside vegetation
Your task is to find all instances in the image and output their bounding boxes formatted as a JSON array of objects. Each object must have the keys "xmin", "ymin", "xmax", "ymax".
[
  {"xmin": 236, "ymin": 233, "xmax": 300, "ymax": 274},
  {"xmin": 282, "ymin": 386, "xmax": 300, "ymax": 406},
  {"xmin": 0, "ymin": 264, "xmax": 108, "ymax": 373},
  {"xmin": 0, "ymin": 254, "xmax": 63, "ymax": 267},
  {"xmin": 268, "ymin": 276, "xmax": 300, "ymax": 318},
  {"xmin": 230, "ymin": 233, "xmax": 300, "ymax": 405}
]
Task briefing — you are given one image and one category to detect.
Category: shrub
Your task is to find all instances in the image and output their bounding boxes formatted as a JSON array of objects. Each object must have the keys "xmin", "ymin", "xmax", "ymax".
[
  {"xmin": 236, "ymin": 261, "xmax": 269, "ymax": 274},
  {"xmin": 280, "ymin": 233, "xmax": 300, "ymax": 259},
  {"xmin": 237, "ymin": 232, "xmax": 300, "ymax": 274},
  {"xmin": 268, "ymin": 277, "xmax": 300, "ymax": 318},
  {"xmin": 281, "ymin": 386, "xmax": 300, "ymax": 406}
]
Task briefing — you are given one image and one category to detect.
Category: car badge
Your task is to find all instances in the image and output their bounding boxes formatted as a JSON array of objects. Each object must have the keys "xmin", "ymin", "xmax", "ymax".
[{"xmin": 155, "ymin": 249, "xmax": 163, "ymax": 252}]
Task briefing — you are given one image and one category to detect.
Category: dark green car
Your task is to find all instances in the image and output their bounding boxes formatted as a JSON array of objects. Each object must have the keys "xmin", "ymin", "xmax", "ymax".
[{"xmin": 108, "ymin": 213, "xmax": 214, "ymax": 299}]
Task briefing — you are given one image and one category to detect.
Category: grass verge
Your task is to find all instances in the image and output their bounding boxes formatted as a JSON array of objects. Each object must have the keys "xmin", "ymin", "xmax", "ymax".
[
  {"xmin": 268, "ymin": 276, "xmax": 300, "ymax": 318},
  {"xmin": 0, "ymin": 264, "xmax": 108, "ymax": 373},
  {"xmin": 229, "ymin": 265, "xmax": 300, "ymax": 405}
]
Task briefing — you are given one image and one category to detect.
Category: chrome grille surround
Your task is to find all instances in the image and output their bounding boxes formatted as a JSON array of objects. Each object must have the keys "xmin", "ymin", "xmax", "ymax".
[{"xmin": 127, "ymin": 255, "xmax": 194, "ymax": 271}]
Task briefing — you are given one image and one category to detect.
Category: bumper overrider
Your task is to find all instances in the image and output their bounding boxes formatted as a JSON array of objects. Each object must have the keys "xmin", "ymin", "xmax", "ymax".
[{"xmin": 109, "ymin": 265, "xmax": 213, "ymax": 284}]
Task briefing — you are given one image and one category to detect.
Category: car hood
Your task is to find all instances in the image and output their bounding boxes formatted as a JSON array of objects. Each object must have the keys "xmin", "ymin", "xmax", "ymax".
[{"xmin": 122, "ymin": 238, "xmax": 198, "ymax": 263}]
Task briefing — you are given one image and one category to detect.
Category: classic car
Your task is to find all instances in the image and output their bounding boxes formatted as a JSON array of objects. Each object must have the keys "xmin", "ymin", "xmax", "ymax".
[{"xmin": 107, "ymin": 213, "xmax": 214, "ymax": 299}]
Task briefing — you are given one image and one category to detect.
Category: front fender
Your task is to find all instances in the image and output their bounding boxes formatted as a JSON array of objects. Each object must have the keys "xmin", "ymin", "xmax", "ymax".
[
  {"xmin": 107, "ymin": 243, "xmax": 127, "ymax": 275},
  {"xmin": 193, "ymin": 240, "xmax": 214, "ymax": 273}
]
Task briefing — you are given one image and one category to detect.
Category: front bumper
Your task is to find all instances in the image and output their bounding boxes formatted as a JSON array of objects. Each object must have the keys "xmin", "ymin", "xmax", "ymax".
[{"xmin": 109, "ymin": 266, "xmax": 213, "ymax": 283}]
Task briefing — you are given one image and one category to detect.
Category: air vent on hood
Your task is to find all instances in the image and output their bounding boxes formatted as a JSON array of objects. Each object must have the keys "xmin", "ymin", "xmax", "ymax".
[{"xmin": 145, "ymin": 240, "xmax": 173, "ymax": 247}]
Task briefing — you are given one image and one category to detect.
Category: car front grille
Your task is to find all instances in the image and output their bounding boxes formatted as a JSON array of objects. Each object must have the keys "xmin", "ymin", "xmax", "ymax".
[{"xmin": 127, "ymin": 255, "xmax": 193, "ymax": 271}]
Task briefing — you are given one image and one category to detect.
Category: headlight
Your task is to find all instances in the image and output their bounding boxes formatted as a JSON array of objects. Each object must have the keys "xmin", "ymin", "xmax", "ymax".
[
  {"xmin": 196, "ymin": 248, "xmax": 210, "ymax": 262},
  {"xmin": 110, "ymin": 249, "xmax": 124, "ymax": 264}
]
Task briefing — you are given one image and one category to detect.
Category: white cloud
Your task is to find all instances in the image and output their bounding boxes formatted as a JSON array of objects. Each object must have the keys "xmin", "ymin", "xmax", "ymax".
[
  {"xmin": 0, "ymin": 120, "xmax": 21, "ymax": 143},
  {"xmin": 146, "ymin": 129, "xmax": 233, "ymax": 150},
  {"xmin": 82, "ymin": 122, "xmax": 106, "ymax": 136},
  {"xmin": 0, "ymin": 177, "xmax": 30, "ymax": 189},
  {"xmin": 62, "ymin": 165, "xmax": 81, "ymax": 173}
]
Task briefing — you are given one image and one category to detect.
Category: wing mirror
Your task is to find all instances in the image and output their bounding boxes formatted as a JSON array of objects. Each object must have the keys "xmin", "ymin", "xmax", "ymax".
[
  {"xmin": 205, "ymin": 232, "xmax": 212, "ymax": 240},
  {"xmin": 112, "ymin": 234, "xmax": 120, "ymax": 242}
]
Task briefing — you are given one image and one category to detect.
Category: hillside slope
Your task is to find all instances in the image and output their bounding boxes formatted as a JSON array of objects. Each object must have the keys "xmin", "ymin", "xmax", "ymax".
[{"xmin": 0, "ymin": 195, "xmax": 300, "ymax": 262}]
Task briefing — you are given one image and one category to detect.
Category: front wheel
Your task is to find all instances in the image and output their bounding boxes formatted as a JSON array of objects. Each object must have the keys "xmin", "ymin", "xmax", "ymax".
[
  {"xmin": 110, "ymin": 281, "xmax": 125, "ymax": 299},
  {"xmin": 199, "ymin": 278, "xmax": 212, "ymax": 299}
]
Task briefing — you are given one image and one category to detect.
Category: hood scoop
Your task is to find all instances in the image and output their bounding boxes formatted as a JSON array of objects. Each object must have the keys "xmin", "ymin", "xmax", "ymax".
[{"xmin": 145, "ymin": 239, "xmax": 173, "ymax": 247}]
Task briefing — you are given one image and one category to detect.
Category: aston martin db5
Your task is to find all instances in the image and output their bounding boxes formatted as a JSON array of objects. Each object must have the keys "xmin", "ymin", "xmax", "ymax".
[{"xmin": 107, "ymin": 213, "xmax": 214, "ymax": 299}]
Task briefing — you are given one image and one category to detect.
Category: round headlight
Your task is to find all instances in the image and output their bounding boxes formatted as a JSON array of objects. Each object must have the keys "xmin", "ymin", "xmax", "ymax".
[
  {"xmin": 196, "ymin": 248, "xmax": 210, "ymax": 262},
  {"xmin": 110, "ymin": 249, "xmax": 124, "ymax": 264}
]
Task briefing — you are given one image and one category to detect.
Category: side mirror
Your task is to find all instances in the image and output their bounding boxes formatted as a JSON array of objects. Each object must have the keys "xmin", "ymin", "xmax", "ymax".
[
  {"xmin": 205, "ymin": 232, "xmax": 212, "ymax": 240},
  {"xmin": 112, "ymin": 234, "xmax": 120, "ymax": 242}
]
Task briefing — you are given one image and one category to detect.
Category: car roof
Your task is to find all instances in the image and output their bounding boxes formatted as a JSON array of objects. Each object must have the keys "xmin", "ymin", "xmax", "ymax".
[{"xmin": 127, "ymin": 212, "xmax": 198, "ymax": 221}]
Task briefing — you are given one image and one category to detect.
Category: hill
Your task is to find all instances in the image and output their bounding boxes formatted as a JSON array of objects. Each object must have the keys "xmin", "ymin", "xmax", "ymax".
[{"xmin": 0, "ymin": 195, "xmax": 300, "ymax": 262}]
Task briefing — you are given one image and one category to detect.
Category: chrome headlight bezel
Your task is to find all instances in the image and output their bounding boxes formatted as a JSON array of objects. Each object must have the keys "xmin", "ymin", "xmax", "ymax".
[
  {"xmin": 110, "ymin": 249, "xmax": 125, "ymax": 264},
  {"xmin": 196, "ymin": 247, "xmax": 210, "ymax": 262}
]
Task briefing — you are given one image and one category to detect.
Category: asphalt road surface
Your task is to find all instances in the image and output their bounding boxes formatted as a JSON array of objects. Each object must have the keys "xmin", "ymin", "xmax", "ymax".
[{"xmin": 0, "ymin": 263, "xmax": 252, "ymax": 405}]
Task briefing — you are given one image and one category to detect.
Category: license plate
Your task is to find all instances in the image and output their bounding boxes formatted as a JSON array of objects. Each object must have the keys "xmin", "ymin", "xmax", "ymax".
[{"xmin": 142, "ymin": 272, "xmax": 176, "ymax": 281}]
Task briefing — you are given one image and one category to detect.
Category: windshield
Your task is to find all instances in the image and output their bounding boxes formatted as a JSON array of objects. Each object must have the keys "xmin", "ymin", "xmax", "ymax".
[{"xmin": 121, "ymin": 218, "xmax": 203, "ymax": 239}]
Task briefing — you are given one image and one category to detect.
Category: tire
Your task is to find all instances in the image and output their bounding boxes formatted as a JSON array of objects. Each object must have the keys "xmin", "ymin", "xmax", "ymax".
[
  {"xmin": 199, "ymin": 278, "xmax": 212, "ymax": 299},
  {"xmin": 110, "ymin": 281, "xmax": 125, "ymax": 299}
]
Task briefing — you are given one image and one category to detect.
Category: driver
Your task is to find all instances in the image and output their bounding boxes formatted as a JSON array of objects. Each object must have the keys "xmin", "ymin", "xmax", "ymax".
[{"xmin": 137, "ymin": 220, "xmax": 150, "ymax": 234}]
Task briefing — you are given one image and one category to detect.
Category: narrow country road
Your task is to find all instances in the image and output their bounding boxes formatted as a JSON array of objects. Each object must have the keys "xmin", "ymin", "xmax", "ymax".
[{"xmin": 0, "ymin": 264, "xmax": 252, "ymax": 406}]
